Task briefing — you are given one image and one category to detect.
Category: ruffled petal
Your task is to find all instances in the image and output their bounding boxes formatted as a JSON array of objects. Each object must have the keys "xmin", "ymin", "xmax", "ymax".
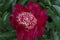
[
  {"xmin": 36, "ymin": 10, "xmax": 48, "ymax": 37},
  {"xmin": 9, "ymin": 14, "xmax": 17, "ymax": 29},
  {"xmin": 13, "ymin": 4, "xmax": 26, "ymax": 12},
  {"xmin": 24, "ymin": 32, "xmax": 34, "ymax": 40},
  {"xmin": 40, "ymin": 10, "xmax": 48, "ymax": 25},
  {"xmin": 13, "ymin": 4, "xmax": 29, "ymax": 16},
  {"xmin": 37, "ymin": 10, "xmax": 48, "ymax": 26},
  {"xmin": 26, "ymin": 2, "xmax": 41, "ymax": 16},
  {"xmin": 36, "ymin": 25, "xmax": 46, "ymax": 37},
  {"xmin": 16, "ymin": 30, "xmax": 24, "ymax": 40},
  {"xmin": 40, "ymin": 10, "xmax": 47, "ymax": 16},
  {"xmin": 24, "ymin": 26, "xmax": 37, "ymax": 40}
]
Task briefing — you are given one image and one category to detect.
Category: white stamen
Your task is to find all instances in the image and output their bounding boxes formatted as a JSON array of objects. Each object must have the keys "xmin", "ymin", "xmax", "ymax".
[{"xmin": 16, "ymin": 12, "xmax": 37, "ymax": 29}]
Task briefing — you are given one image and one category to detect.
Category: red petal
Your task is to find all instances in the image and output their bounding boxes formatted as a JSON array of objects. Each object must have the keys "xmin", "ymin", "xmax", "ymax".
[
  {"xmin": 40, "ymin": 10, "xmax": 47, "ymax": 16},
  {"xmin": 36, "ymin": 10, "xmax": 48, "ymax": 37},
  {"xmin": 13, "ymin": 4, "xmax": 29, "ymax": 16},
  {"xmin": 24, "ymin": 26, "xmax": 37, "ymax": 40},
  {"xmin": 36, "ymin": 19, "xmax": 47, "ymax": 37},
  {"xmin": 36, "ymin": 26, "xmax": 45, "ymax": 37},
  {"xmin": 16, "ymin": 30, "xmax": 24, "ymax": 40},
  {"xmin": 38, "ymin": 10, "xmax": 48, "ymax": 26},
  {"xmin": 13, "ymin": 4, "xmax": 25, "ymax": 12},
  {"xmin": 9, "ymin": 14, "xmax": 17, "ymax": 29},
  {"xmin": 26, "ymin": 2, "xmax": 41, "ymax": 11},
  {"xmin": 26, "ymin": 2, "xmax": 41, "ymax": 16}
]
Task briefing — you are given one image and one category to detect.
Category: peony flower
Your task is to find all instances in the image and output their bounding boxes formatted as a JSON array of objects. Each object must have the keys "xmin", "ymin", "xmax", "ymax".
[{"xmin": 9, "ymin": 2, "xmax": 48, "ymax": 40}]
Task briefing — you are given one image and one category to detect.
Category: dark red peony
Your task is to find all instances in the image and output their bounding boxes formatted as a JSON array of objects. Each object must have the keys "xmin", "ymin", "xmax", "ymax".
[{"xmin": 9, "ymin": 2, "xmax": 48, "ymax": 40}]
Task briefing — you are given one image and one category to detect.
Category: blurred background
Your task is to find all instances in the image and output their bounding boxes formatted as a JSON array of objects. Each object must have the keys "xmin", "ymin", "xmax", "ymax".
[{"xmin": 0, "ymin": 0, "xmax": 60, "ymax": 40}]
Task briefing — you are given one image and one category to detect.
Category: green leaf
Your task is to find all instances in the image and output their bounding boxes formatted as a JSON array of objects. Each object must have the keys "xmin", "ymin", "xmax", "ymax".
[
  {"xmin": 0, "ymin": 3, "xmax": 3, "ymax": 7},
  {"xmin": 12, "ymin": 0, "xmax": 17, "ymax": 6},
  {"xmin": 0, "ymin": 32, "xmax": 16, "ymax": 38},
  {"xmin": 53, "ymin": 5, "xmax": 60, "ymax": 16},
  {"xmin": 18, "ymin": 0, "xmax": 28, "ymax": 5},
  {"xmin": 53, "ymin": 16, "xmax": 60, "ymax": 32},
  {"xmin": 2, "ymin": 12, "xmax": 13, "ymax": 31},
  {"xmin": 39, "ymin": 2, "xmax": 45, "ymax": 7},
  {"xmin": 21, "ymin": 0, "xmax": 27, "ymax": 5},
  {"xmin": 54, "ymin": 0, "xmax": 60, "ymax": 5},
  {"xmin": 35, "ymin": 35, "xmax": 48, "ymax": 40},
  {"xmin": 0, "ymin": 11, "xmax": 2, "ymax": 15},
  {"xmin": 47, "ymin": 0, "xmax": 52, "ymax": 6},
  {"xmin": 0, "ymin": 0, "xmax": 5, "ymax": 7},
  {"xmin": 0, "ymin": 17, "xmax": 3, "ymax": 27},
  {"xmin": 2, "ymin": 12, "xmax": 9, "ymax": 22},
  {"xmin": 46, "ymin": 22, "xmax": 55, "ymax": 29},
  {"xmin": 3, "ymin": 0, "xmax": 13, "ymax": 12},
  {"xmin": 46, "ymin": 7, "xmax": 56, "ymax": 17},
  {"xmin": 28, "ymin": 0, "xmax": 37, "ymax": 2},
  {"xmin": 53, "ymin": 32, "xmax": 59, "ymax": 40},
  {"xmin": 0, "ymin": 17, "xmax": 2, "ymax": 26}
]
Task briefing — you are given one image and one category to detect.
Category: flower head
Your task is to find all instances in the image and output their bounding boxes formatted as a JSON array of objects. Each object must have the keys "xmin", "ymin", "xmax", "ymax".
[{"xmin": 9, "ymin": 2, "xmax": 48, "ymax": 40}]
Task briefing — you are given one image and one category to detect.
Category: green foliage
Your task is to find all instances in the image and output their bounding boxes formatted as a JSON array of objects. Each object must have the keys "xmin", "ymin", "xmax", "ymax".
[
  {"xmin": 53, "ymin": 5, "xmax": 60, "ymax": 16},
  {"xmin": 0, "ymin": 0, "xmax": 60, "ymax": 40}
]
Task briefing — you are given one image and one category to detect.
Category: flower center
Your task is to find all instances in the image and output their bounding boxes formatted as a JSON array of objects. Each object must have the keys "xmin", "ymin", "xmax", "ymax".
[{"xmin": 16, "ymin": 12, "xmax": 37, "ymax": 29}]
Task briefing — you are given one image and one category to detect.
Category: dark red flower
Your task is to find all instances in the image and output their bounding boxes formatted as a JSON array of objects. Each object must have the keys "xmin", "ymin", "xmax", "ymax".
[{"xmin": 9, "ymin": 2, "xmax": 48, "ymax": 40}]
